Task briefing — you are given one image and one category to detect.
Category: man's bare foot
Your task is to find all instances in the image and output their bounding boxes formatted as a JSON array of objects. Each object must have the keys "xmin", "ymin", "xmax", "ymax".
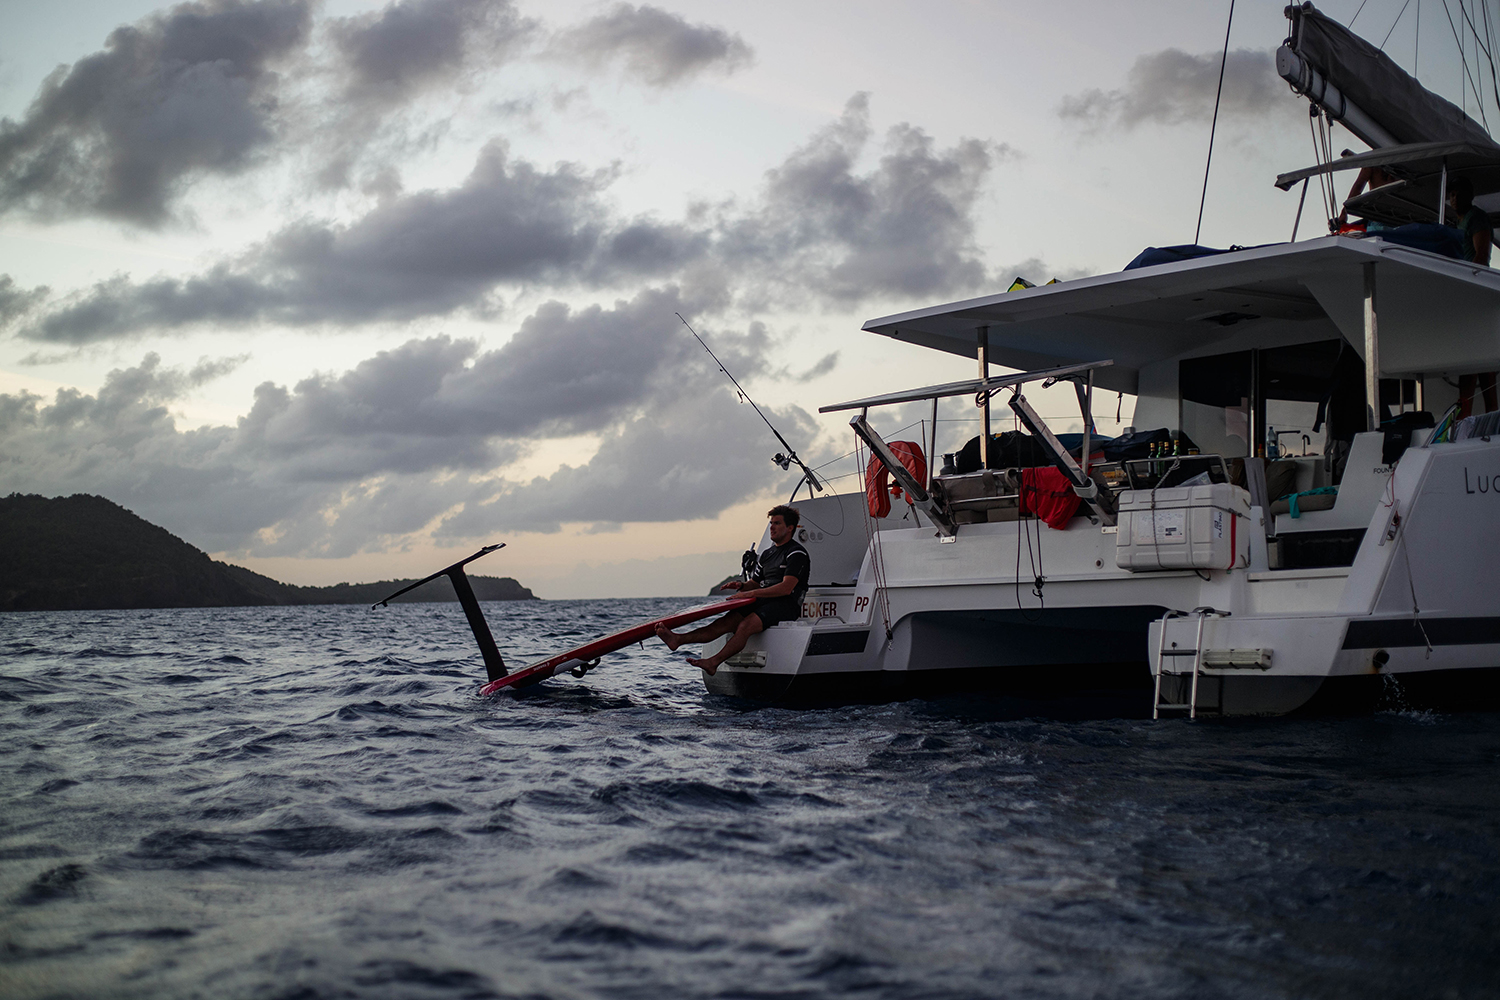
[
  {"xmin": 655, "ymin": 624, "xmax": 682, "ymax": 651},
  {"xmin": 686, "ymin": 656, "xmax": 718, "ymax": 676}
]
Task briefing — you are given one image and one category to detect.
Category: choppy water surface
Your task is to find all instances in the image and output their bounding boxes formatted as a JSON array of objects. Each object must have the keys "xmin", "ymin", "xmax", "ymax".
[{"xmin": 2, "ymin": 601, "xmax": 1498, "ymax": 999}]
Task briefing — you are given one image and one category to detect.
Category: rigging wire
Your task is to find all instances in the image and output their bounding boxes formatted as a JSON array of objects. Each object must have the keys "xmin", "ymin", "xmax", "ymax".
[
  {"xmin": 1380, "ymin": 0, "xmax": 1415, "ymax": 48},
  {"xmin": 1194, "ymin": 0, "xmax": 1236, "ymax": 246},
  {"xmin": 1457, "ymin": 0, "xmax": 1500, "ymax": 114},
  {"xmin": 1348, "ymin": 0, "xmax": 1372, "ymax": 27},
  {"xmin": 1484, "ymin": 0, "xmax": 1498, "ymax": 117},
  {"xmin": 1443, "ymin": 0, "xmax": 1491, "ymax": 128}
]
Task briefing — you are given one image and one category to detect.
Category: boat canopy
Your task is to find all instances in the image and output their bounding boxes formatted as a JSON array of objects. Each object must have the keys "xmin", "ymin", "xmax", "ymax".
[
  {"xmin": 860, "ymin": 237, "xmax": 1500, "ymax": 393},
  {"xmin": 1275, "ymin": 140, "xmax": 1500, "ymax": 226}
]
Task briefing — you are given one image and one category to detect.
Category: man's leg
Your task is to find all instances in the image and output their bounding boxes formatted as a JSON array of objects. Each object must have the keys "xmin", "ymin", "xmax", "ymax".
[
  {"xmin": 656, "ymin": 611, "xmax": 744, "ymax": 651},
  {"xmin": 688, "ymin": 613, "xmax": 765, "ymax": 675}
]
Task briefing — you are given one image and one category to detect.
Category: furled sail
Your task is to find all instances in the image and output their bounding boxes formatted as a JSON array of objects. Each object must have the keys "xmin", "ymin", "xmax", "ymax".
[{"xmin": 1279, "ymin": 2, "xmax": 1492, "ymax": 149}]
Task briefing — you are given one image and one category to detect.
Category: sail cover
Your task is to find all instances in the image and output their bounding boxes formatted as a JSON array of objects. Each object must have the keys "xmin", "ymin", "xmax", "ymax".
[{"xmin": 1286, "ymin": 3, "xmax": 1492, "ymax": 147}]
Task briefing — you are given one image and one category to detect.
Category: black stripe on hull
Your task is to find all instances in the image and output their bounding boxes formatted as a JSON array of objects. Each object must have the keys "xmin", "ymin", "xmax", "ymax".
[
  {"xmin": 705, "ymin": 664, "xmax": 1500, "ymax": 717},
  {"xmin": 1343, "ymin": 616, "xmax": 1500, "ymax": 649},
  {"xmin": 704, "ymin": 661, "xmax": 1154, "ymax": 715}
]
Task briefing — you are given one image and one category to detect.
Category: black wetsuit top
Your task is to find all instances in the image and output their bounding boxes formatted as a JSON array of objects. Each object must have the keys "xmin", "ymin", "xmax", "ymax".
[
  {"xmin": 748, "ymin": 540, "xmax": 811, "ymax": 627},
  {"xmin": 756, "ymin": 539, "xmax": 810, "ymax": 603}
]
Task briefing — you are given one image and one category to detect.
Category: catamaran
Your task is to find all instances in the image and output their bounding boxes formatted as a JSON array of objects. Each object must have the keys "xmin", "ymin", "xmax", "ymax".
[
  {"xmin": 690, "ymin": 3, "xmax": 1500, "ymax": 714},
  {"xmin": 389, "ymin": 4, "xmax": 1499, "ymax": 716}
]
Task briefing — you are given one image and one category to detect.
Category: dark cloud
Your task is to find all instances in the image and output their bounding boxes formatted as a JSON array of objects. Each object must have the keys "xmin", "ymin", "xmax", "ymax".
[
  {"xmin": 328, "ymin": 0, "xmax": 535, "ymax": 107},
  {"xmin": 315, "ymin": 0, "xmax": 537, "ymax": 189},
  {"xmin": 10, "ymin": 96, "xmax": 1001, "ymax": 342},
  {"xmin": 0, "ymin": 288, "xmax": 794, "ymax": 555},
  {"xmin": 0, "ymin": 0, "xmax": 313, "ymax": 226},
  {"xmin": 17, "ymin": 140, "xmax": 622, "ymax": 342},
  {"xmin": 549, "ymin": 4, "xmax": 752, "ymax": 87},
  {"xmin": 437, "ymin": 388, "xmax": 813, "ymax": 536},
  {"xmin": 715, "ymin": 94, "xmax": 1003, "ymax": 304},
  {"xmin": 236, "ymin": 286, "xmax": 702, "ymax": 484},
  {"xmin": 0, "ymin": 276, "xmax": 49, "ymax": 325},
  {"xmin": 796, "ymin": 352, "xmax": 839, "ymax": 382},
  {"xmin": 1059, "ymin": 48, "xmax": 1285, "ymax": 129}
]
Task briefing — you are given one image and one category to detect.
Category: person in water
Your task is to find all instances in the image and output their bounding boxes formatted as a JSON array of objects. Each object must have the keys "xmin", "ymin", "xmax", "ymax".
[
  {"xmin": 656, "ymin": 505, "xmax": 809, "ymax": 674},
  {"xmin": 1448, "ymin": 177, "xmax": 1498, "ymax": 417}
]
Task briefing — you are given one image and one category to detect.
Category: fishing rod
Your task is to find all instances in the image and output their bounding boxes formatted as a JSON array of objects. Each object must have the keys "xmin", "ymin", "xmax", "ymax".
[{"xmin": 675, "ymin": 312, "xmax": 823, "ymax": 494}]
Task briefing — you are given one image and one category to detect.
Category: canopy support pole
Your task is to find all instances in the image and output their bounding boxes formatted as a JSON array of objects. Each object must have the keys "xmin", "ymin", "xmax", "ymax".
[
  {"xmin": 1291, "ymin": 178, "xmax": 1309, "ymax": 241},
  {"xmin": 1364, "ymin": 263, "xmax": 1380, "ymax": 433},
  {"xmin": 1437, "ymin": 161, "xmax": 1448, "ymax": 224},
  {"xmin": 1072, "ymin": 374, "xmax": 1094, "ymax": 481},
  {"xmin": 977, "ymin": 327, "xmax": 990, "ymax": 468},
  {"xmin": 929, "ymin": 396, "xmax": 939, "ymax": 486}
]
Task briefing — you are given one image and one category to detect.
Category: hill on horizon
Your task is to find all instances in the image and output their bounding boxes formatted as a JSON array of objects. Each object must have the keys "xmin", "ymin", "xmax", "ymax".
[{"xmin": 0, "ymin": 493, "xmax": 535, "ymax": 612}]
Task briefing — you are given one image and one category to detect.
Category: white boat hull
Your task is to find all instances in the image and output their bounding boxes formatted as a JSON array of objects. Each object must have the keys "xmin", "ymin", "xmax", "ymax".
[{"xmin": 706, "ymin": 433, "xmax": 1500, "ymax": 715}]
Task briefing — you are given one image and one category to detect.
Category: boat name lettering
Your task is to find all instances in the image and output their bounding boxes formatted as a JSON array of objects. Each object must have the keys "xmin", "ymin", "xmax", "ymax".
[
  {"xmin": 803, "ymin": 600, "xmax": 841, "ymax": 619},
  {"xmin": 853, "ymin": 596, "xmax": 870, "ymax": 615},
  {"xmin": 1464, "ymin": 467, "xmax": 1499, "ymax": 495}
]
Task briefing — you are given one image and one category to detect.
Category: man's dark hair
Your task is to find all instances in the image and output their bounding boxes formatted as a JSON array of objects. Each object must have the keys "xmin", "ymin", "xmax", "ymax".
[
  {"xmin": 1450, "ymin": 176, "xmax": 1475, "ymax": 214},
  {"xmin": 767, "ymin": 504, "xmax": 800, "ymax": 529}
]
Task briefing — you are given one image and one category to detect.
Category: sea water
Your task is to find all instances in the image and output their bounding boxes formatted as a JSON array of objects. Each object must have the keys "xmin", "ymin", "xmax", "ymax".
[{"xmin": 2, "ymin": 600, "xmax": 1498, "ymax": 999}]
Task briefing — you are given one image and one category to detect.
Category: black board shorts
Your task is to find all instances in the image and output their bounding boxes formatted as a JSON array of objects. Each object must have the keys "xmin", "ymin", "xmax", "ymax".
[{"xmin": 750, "ymin": 596, "xmax": 801, "ymax": 628}]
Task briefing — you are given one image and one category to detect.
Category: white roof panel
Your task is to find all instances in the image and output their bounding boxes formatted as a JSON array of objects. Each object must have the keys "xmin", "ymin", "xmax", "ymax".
[{"xmin": 860, "ymin": 237, "xmax": 1500, "ymax": 391}]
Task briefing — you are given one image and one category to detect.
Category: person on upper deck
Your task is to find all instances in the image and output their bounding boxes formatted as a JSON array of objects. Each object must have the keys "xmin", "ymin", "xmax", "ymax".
[
  {"xmin": 656, "ymin": 505, "xmax": 809, "ymax": 675},
  {"xmin": 1448, "ymin": 177, "xmax": 1493, "ymax": 266},
  {"xmin": 1335, "ymin": 163, "xmax": 1398, "ymax": 230},
  {"xmin": 1447, "ymin": 177, "xmax": 1499, "ymax": 418}
]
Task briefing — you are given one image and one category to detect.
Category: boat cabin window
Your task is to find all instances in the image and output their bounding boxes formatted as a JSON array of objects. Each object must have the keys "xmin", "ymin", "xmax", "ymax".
[
  {"xmin": 1179, "ymin": 351, "xmax": 1251, "ymax": 458},
  {"xmin": 1179, "ymin": 339, "xmax": 1402, "ymax": 462},
  {"xmin": 1259, "ymin": 340, "xmax": 1347, "ymax": 460}
]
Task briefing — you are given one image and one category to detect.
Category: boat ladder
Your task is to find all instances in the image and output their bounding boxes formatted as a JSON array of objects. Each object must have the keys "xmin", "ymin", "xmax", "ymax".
[{"xmin": 1152, "ymin": 607, "xmax": 1229, "ymax": 720}]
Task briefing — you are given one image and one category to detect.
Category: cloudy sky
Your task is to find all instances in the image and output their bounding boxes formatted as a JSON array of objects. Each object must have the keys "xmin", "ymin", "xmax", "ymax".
[{"xmin": 0, "ymin": 0, "xmax": 1478, "ymax": 597}]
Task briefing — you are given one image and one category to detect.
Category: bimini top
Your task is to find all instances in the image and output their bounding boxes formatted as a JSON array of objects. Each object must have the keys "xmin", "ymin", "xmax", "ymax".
[
  {"xmin": 860, "ymin": 236, "xmax": 1500, "ymax": 394},
  {"xmin": 1275, "ymin": 140, "xmax": 1500, "ymax": 226}
]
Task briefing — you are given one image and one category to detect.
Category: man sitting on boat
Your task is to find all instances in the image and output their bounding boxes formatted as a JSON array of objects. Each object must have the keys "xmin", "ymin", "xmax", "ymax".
[{"xmin": 656, "ymin": 505, "xmax": 809, "ymax": 674}]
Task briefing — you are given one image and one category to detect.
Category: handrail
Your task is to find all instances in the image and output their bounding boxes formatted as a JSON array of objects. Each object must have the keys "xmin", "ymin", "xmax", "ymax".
[{"xmin": 818, "ymin": 360, "xmax": 1113, "ymax": 414}]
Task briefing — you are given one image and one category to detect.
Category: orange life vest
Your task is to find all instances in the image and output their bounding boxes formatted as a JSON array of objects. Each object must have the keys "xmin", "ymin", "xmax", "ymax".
[{"xmin": 864, "ymin": 441, "xmax": 927, "ymax": 519}]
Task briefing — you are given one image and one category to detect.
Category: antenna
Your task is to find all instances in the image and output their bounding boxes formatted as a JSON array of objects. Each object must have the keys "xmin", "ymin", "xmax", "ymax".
[{"xmin": 675, "ymin": 313, "xmax": 823, "ymax": 494}]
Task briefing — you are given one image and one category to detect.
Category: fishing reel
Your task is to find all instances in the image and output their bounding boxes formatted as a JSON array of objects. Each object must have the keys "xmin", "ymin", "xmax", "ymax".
[
  {"xmin": 741, "ymin": 547, "xmax": 759, "ymax": 579},
  {"xmin": 772, "ymin": 452, "xmax": 792, "ymax": 470}
]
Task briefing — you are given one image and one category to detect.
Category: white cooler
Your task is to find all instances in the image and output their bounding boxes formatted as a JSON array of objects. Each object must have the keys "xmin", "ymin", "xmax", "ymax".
[{"xmin": 1115, "ymin": 483, "xmax": 1252, "ymax": 571}]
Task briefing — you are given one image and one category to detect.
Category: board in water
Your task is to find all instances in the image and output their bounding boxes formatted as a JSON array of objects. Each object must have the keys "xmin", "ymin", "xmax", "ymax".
[{"xmin": 478, "ymin": 596, "xmax": 756, "ymax": 695}]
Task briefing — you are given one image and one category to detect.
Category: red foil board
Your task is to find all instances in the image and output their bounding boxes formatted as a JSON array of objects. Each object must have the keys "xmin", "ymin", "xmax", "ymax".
[{"xmin": 478, "ymin": 596, "xmax": 756, "ymax": 695}]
